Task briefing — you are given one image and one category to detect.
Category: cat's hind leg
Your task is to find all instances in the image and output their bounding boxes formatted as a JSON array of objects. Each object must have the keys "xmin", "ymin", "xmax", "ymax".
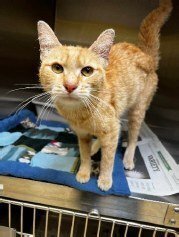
[
  {"xmin": 123, "ymin": 105, "xmax": 146, "ymax": 170},
  {"xmin": 91, "ymin": 139, "xmax": 100, "ymax": 156},
  {"xmin": 123, "ymin": 73, "xmax": 158, "ymax": 170}
]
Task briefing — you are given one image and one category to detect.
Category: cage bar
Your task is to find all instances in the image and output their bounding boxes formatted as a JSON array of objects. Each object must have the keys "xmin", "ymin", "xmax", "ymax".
[
  {"xmin": 138, "ymin": 226, "xmax": 142, "ymax": 237},
  {"xmin": 32, "ymin": 207, "xmax": 36, "ymax": 237},
  {"xmin": 57, "ymin": 211, "xmax": 62, "ymax": 237},
  {"xmin": 8, "ymin": 202, "xmax": 11, "ymax": 228},
  {"xmin": 44, "ymin": 208, "xmax": 49, "ymax": 237},
  {"xmin": 70, "ymin": 213, "xmax": 75, "ymax": 237},
  {"xmin": 152, "ymin": 228, "xmax": 157, "ymax": 237},
  {"xmin": 124, "ymin": 223, "xmax": 129, "ymax": 237},
  {"xmin": 0, "ymin": 198, "xmax": 178, "ymax": 237},
  {"xmin": 83, "ymin": 211, "xmax": 89, "ymax": 237},
  {"xmin": 96, "ymin": 217, "xmax": 101, "ymax": 237},
  {"xmin": 110, "ymin": 221, "xmax": 115, "ymax": 237},
  {"xmin": 20, "ymin": 204, "xmax": 23, "ymax": 237}
]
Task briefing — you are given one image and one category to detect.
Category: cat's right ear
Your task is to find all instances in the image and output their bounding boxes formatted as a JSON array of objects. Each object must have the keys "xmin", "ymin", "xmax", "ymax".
[{"xmin": 37, "ymin": 21, "xmax": 61, "ymax": 61}]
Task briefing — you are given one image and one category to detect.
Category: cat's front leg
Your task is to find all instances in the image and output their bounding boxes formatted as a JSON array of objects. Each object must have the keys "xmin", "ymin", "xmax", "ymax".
[
  {"xmin": 76, "ymin": 134, "xmax": 92, "ymax": 183},
  {"xmin": 98, "ymin": 124, "xmax": 120, "ymax": 191}
]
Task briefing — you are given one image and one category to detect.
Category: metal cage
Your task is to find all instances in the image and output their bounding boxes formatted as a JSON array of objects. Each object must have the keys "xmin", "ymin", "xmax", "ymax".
[{"xmin": 0, "ymin": 198, "xmax": 178, "ymax": 237}]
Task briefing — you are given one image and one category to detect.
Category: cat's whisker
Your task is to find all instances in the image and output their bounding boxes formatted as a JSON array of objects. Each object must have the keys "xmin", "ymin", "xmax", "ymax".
[
  {"xmin": 14, "ymin": 83, "xmax": 41, "ymax": 86},
  {"xmin": 14, "ymin": 92, "xmax": 50, "ymax": 115},
  {"xmin": 85, "ymin": 98, "xmax": 98, "ymax": 132},
  {"xmin": 44, "ymin": 95, "xmax": 57, "ymax": 121},
  {"xmin": 37, "ymin": 95, "xmax": 57, "ymax": 125},
  {"xmin": 43, "ymin": 95, "xmax": 57, "ymax": 121},
  {"xmin": 86, "ymin": 97, "xmax": 105, "ymax": 128},
  {"xmin": 80, "ymin": 97, "xmax": 90, "ymax": 115},
  {"xmin": 89, "ymin": 97, "xmax": 109, "ymax": 114},
  {"xmin": 78, "ymin": 91, "xmax": 111, "ymax": 112},
  {"xmin": 7, "ymin": 86, "xmax": 43, "ymax": 94},
  {"xmin": 45, "ymin": 101, "xmax": 54, "ymax": 121},
  {"xmin": 36, "ymin": 96, "xmax": 53, "ymax": 125},
  {"xmin": 84, "ymin": 96, "xmax": 106, "ymax": 131},
  {"xmin": 82, "ymin": 97, "xmax": 96, "ymax": 133},
  {"xmin": 38, "ymin": 99, "xmax": 52, "ymax": 124},
  {"xmin": 17, "ymin": 92, "xmax": 49, "ymax": 110},
  {"xmin": 80, "ymin": 96, "xmax": 95, "ymax": 126},
  {"xmin": 90, "ymin": 88, "xmax": 110, "ymax": 95},
  {"xmin": 77, "ymin": 93, "xmax": 102, "ymax": 125},
  {"xmin": 89, "ymin": 93, "xmax": 112, "ymax": 112}
]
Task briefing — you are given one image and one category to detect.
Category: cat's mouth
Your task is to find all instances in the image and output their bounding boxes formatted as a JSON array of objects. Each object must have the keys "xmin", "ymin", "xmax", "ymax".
[
  {"xmin": 63, "ymin": 95, "xmax": 79, "ymax": 101},
  {"xmin": 51, "ymin": 88, "xmax": 83, "ymax": 105},
  {"xmin": 57, "ymin": 93, "xmax": 81, "ymax": 103}
]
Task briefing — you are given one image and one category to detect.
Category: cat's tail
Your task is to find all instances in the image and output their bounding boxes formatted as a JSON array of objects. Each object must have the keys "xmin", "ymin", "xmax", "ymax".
[{"xmin": 138, "ymin": 0, "xmax": 172, "ymax": 70}]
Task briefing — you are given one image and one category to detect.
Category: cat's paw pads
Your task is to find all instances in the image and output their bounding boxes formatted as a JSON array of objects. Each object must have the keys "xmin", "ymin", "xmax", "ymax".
[
  {"xmin": 76, "ymin": 171, "xmax": 90, "ymax": 183},
  {"xmin": 123, "ymin": 159, "xmax": 135, "ymax": 170},
  {"xmin": 97, "ymin": 176, "xmax": 112, "ymax": 191}
]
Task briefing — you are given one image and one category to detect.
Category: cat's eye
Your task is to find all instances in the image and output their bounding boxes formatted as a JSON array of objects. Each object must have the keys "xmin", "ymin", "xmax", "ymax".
[
  {"xmin": 51, "ymin": 63, "xmax": 64, "ymax": 74},
  {"xmin": 81, "ymin": 66, "xmax": 94, "ymax": 77}
]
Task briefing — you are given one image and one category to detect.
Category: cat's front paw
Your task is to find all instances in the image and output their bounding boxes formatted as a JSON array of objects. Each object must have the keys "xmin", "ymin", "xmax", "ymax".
[
  {"xmin": 76, "ymin": 170, "xmax": 90, "ymax": 183},
  {"xmin": 97, "ymin": 176, "xmax": 112, "ymax": 191},
  {"xmin": 123, "ymin": 158, "xmax": 135, "ymax": 170}
]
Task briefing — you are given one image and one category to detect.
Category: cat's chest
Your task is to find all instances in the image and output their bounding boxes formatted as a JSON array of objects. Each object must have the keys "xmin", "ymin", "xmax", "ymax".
[
  {"xmin": 56, "ymin": 104, "xmax": 108, "ymax": 136},
  {"xmin": 70, "ymin": 118, "xmax": 95, "ymax": 136},
  {"xmin": 71, "ymin": 125, "xmax": 90, "ymax": 137},
  {"xmin": 56, "ymin": 106, "xmax": 92, "ymax": 133},
  {"xmin": 70, "ymin": 117, "xmax": 109, "ymax": 138}
]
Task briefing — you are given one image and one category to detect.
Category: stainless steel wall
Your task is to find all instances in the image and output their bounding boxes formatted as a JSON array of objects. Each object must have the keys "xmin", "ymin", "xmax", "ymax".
[
  {"xmin": 55, "ymin": 0, "xmax": 179, "ymax": 158},
  {"xmin": 0, "ymin": 0, "xmax": 55, "ymax": 88}
]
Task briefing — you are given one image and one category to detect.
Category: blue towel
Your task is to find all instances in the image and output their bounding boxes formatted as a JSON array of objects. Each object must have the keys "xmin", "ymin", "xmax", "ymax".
[
  {"xmin": 38, "ymin": 124, "xmax": 66, "ymax": 132},
  {"xmin": 0, "ymin": 132, "xmax": 22, "ymax": 146},
  {"xmin": 0, "ymin": 109, "xmax": 130, "ymax": 196},
  {"xmin": 31, "ymin": 152, "xmax": 78, "ymax": 172},
  {"xmin": 24, "ymin": 128, "xmax": 58, "ymax": 140},
  {"xmin": 0, "ymin": 110, "xmax": 36, "ymax": 132},
  {"xmin": 0, "ymin": 145, "xmax": 27, "ymax": 161}
]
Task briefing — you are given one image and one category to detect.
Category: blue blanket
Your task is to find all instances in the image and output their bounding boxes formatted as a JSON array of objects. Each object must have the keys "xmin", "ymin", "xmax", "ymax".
[{"xmin": 0, "ymin": 109, "xmax": 130, "ymax": 196}]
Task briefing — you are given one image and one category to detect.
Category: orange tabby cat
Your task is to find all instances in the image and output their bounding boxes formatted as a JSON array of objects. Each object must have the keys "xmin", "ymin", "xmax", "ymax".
[{"xmin": 38, "ymin": 0, "xmax": 172, "ymax": 191}]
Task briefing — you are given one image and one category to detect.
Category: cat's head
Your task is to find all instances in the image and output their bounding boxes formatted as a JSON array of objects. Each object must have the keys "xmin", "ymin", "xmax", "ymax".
[{"xmin": 38, "ymin": 21, "xmax": 115, "ymax": 107}]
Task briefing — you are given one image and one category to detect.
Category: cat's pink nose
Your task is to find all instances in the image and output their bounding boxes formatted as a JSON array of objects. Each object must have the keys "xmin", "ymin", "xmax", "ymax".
[{"xmin": 64, "ymin": 83, "xmax": 78, "ymax": 93}]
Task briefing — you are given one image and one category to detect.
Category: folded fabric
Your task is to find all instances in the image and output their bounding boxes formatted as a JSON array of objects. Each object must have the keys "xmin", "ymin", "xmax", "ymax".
[
  {"xmin": 31, "ymin": 152, "xmax": 79, "ymax": 172},
  {"xmin": 9, "ymin": 124, "xmax": 31, "ymax": 133},
  {"xmin": 0, "ymin": 146, "xmax": 14, "ymax": 159},
  {"xmin": 0, "ymin": 145, "xmax": 27, "ymax": 161},
  {"xmin": 0, "ymin": 109, "xmax": 36, "ymax": 132},
  {"xmin": 0, "ymin": 132, "xmax": 22, "ymax": 146},
  {"xmin": 24, "ymin": 128, "xmax": 58, "ymax": 140},
  {"xmin": 14, "ymin": 136, "xmax": 51, "ymax": 152},
  {"xmin": 41, "ymin": 141, "xmax": 78, "ymax": 156},
  {"xmin": 38, "ymin": 124, "xmax": 65, "ymax": 132},
  {"xmin": 55, "ymin": 132, "xmax": 78, "ymax": 144}
]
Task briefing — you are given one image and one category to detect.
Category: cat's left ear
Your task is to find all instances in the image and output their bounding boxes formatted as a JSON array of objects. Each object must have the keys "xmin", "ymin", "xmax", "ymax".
[
  {"xmin": 37, "ymin": 21, "xmax": 61, "ymax": 61},
  {"xmin": 89, "ymin": 29, "xmax": 115, "ymax": 63}
]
